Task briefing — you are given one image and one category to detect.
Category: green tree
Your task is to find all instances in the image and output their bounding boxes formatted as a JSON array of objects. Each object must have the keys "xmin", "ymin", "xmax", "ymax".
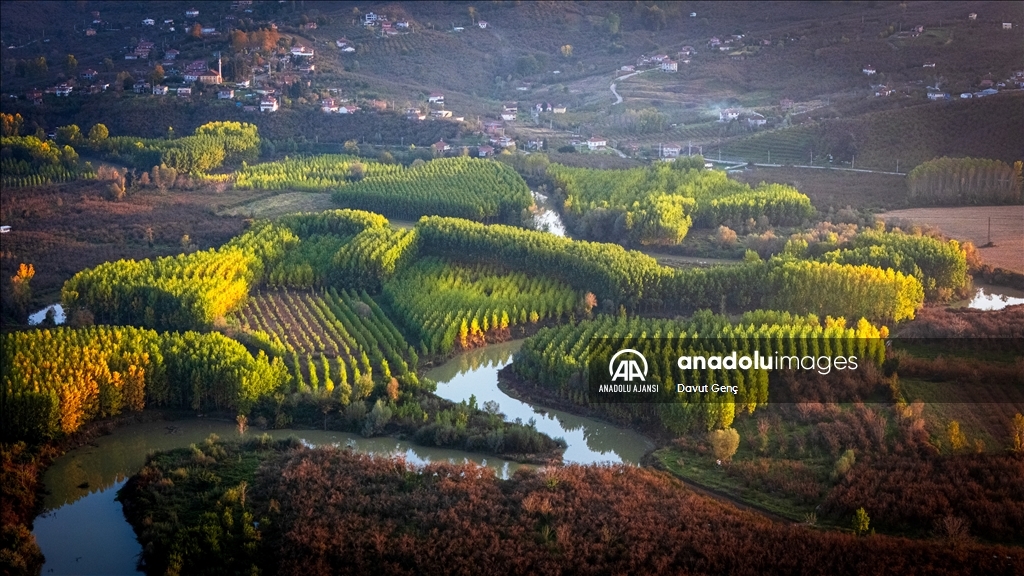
[
  {"xmin": 606, "ymin": 12, "xmax": 620, "ymax": 34},
  {"xmin": 55, "ymin": 124, "xmax": 82, "ymax": 146},
  {"xmin": 64, "ymin": 54, "xmax": 78, "ymax": 74},
  {"xmin": 88, "ymin": 123, "xmax": 109, "ymax": 145},
  {"xmin": 853, "ymin": 507, "xmax": 870, "ymax": 535},
  {"xmin": 708, "ymin": 428, "xmax": 740, "ymax": 462}
]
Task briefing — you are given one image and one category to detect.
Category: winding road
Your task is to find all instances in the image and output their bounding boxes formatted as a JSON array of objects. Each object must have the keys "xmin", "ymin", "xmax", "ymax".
[{"xmin": 610, "ymin": 69, "xmax": 647, "ymax": 104}]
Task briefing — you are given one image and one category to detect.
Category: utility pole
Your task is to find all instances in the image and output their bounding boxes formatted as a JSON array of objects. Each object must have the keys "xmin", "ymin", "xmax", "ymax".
[
  {"xmin": 988, "ymin": 217, "xmax": 992, "ymax": 245},
  {"xmin": 852, "ymin": 155, "xmax": 855, "ymax": 169},
  {"xmin": 767, "ymin": 149, "xmax": 770, "ymax": 164},
  {"xmin": 896, "ymin": 158, "xmax": 900, "ymax": 173}
]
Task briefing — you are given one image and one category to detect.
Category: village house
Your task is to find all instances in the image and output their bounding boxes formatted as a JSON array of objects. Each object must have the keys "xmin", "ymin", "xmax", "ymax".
[
  {"xmin": 428, "ymin": 92, "xmax": 444, "ymax": 104},
  {"xmin": 143, "ymin": 18, "xmax": 155, "ymax": 26},
  {"xmin": 152, "ymin": 85, "xmax": 168, "ymax": 95},
  {"xmin": 501, "ymin": 112, "xmax": 516, "ymax": 122},
  {"xmin": 177, "ymin": 86, "xmax": 192, "ymax": 97},
  {"xmin": 55, "ymin": 84, "xmax": 73, "ymax": 97},
  {"xmin": 201, "ymin": 27, "xmax": 217, "ymax": 36},
  {"xmin": 553, "ymin": 105, "xmax": 566, "ymax": 114},
  {"xmin": 338, "ymin": 105, "xmax": 359, "ymax": 114},
  {"xmin": 322, "ymin": 98, "xmax": 339, "ymax": 113},
  {"xmin": 719, "ymin": 108, "xmax": 740, "ymax": 121},
  {"xmin": 218, "ymin": 89, "xmax": 234, "ymax": 99},
  {"xmin": 874, "ymin": 86, "xmax": 894, "ymax": 97},
  {"xmin": 927, "ymin": 92, "xmax": 950, "ymax": 101},
  {"xmin": 862, "ymin": 65, "xmax": 876, "ymax": 75},
  {"xmin": 431, "ymin": 109, "xmax": 452, "ymax": 118},
  {"xmin": 483, "ymin": 121, "xmax": 504, "ymax": 135},
  {"xmin": 27, "ymin": 89, "xmax": 43, "ymax": 105},
  {"xmin": 661, "ymin": 60, "xmax": 678, "ymax": 72},
  {"xmin": 185, "ymin": 8, "xmax": 199, "ymax": 18},
  {"xmin": 478, "ymin": 145, "xmax": 494, "ymax": 157},
  {"xmin": 396, "ymin": 21, "xmax": 410, "ymax": 29},
  {"xmin": 336, "ymin": 38, "xmax": 350, "ymax": 48},
  {"xmin": 969, "ymin": 13, "xmax": 977, "ymax": 20},
  {"xmin": 497, "ymin": 136, "xmax": 514, "ymax": 148},
  {"xmin": 291, "ymin": 46, "xmax": 314, "ymax": 58},
  {"xmin": 364, "ymin": 12, "xmax": 380, "ymax": 25},
  {"xmin": 81, "ymin": 69, "xmax": 98, "ymax": 80},
  {"xmin": 679, "ymin": 46, "xmax": 696, "ymax": 57},
  {"xmin": 1003, "ymin": 23, "xmax": 1012, "ymax": 30},
  {"xmin": 164, "ymin": 49, "xmax": 179, "ymax": 60},
  {"xmin": 745, "ymin": 112, "xmax": 767, "ymax": 127},
  {"xmin": 478, "ymin": 21, "xmax": 488, "ymax": 29},
  {"xmin": 85, "ymin": 28, "xmax": 96, "ymax": 36},
  {"xmin": 260, "ymin": 96, "xmax": 279, "ymax": 112},
  {"xmin": 661, "ymin": 143, "xmax": 681, "ymax": 158},
  {"xmin": 432, "ymin": 139, "xmax": 451, "ymax": 153},
  {"xmin": 133, "ymin": 81, "xmax": 150, "ymax": 94},
  {"xmin": 503, "ymin": 102, "xmax": 518, "ymax": 113},
  {"xmin": 923, "ymin": 61, "xmax": 936, "ymax": 68},
  {"xmin": 587, "ymin": 137, "xmax": 607, "ymax": 151},
  {"xmin": 620, "ymin": 65, "xmax": 635, "ymax": 72},
  {"xmin": 979, "ymin": 79, "xmax": 995, "ymax": 88}
]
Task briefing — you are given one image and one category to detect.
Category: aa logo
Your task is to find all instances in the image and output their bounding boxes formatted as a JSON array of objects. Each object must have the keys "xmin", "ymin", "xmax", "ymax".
[{"xmin": 609, "ymin": 349, "xmax": 648, "ymax": 382}]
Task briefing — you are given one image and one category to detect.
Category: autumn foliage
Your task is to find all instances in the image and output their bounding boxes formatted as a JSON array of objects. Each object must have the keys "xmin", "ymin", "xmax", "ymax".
[{"xmin": 122, "ymin": 440, "xmax": 1024, "ymax": 575}]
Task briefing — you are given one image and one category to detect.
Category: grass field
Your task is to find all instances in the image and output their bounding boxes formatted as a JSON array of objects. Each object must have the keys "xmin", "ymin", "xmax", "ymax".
[
  {"xmin": 900, "ymin": 378, "xmax": 1024, "ymax": 452},
  {"xmin": 879, "ymin": 206, "xmax": 1024, "ymax": 272},
  {"xmin": 218, "ymin": 191, "xmax": 337, "ymax": 219},
  {"xmin": 731, "ymin": 166, "xmax": 908, "ymax": 212}
]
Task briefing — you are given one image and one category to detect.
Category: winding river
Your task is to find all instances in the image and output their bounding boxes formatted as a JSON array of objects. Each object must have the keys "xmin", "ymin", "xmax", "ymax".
[{"xmin": 33, "ymin": 341, "xmax": 652, "ymax": 575}]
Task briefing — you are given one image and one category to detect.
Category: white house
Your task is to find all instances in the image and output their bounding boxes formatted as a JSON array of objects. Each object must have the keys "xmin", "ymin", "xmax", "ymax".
[
  {"xmin": 55, "ymin": 84, "xmax": 72, "ymax": 97},
  {"xmin": 341, "ymin": 45, "xmax": 355, "ymax": 53},
  {"xmin": 478, "ymin": 21, "xmax": 488, "ymax": 29},
  {"xmin": 719, "ymin": 108, "xmax": 740, "ymax": 121},
  {"xmin": 587, "ymin": 137, "xmax": 607, "ymax": 150},
  {"xmin": 260, "ymin": 97, "xmax": 279, "ymax": 112},
  {"xmin": 336, "ymin": 38, "xmax": 350, "ymax": 48},
  {"xmin": 321, "ymin": 98, "xmax": 339, "ymax": 112},
  {"xmin": 364, "ymin": 12, "xmax": 379, "ymax": 25},
  {"xmin": 661, "ymin": 144, "xmax": 681, "ymax": 158},
  {"xmin": 552, "ymin": 105, "xmax": 566, "ymax": 114},
  {"xmin": 501, "ymin": 112, "xmax": 516, "ymax": 121},
  {"xmin": 142, "ymin": 18, "xmax": 155, "ymax": 26},
  {"xmin": 338, "ymin": 105, "xmax": 359, "ymax": 114},
  {"xmin": 431, "ymin": 109, "xmax": 452, "ymax": 118},
  {"xmin": 1003, "ymin": 23, "xmax": 1013, "ymax": 30},
  {"xmin": 660, "ymin": 60, "xmax": 678, "ymax": 72},
  {"xmin": 969, "ymin": 13, "xmax": 977, "ymax": 20},
  {"xmin": 176, "ymin": 86, "xmax": 192, "ymax": 96},
  {"xmin": 862, "ymin": 65, "xmax": 877, "ymax": 75},
  {"xmin": 746, "ymin": 112, "xmax": 767, "ymax": 127},
  {"xmin": 185, "ymin": 8, "xmax": 199, "ymax": 18},
  {"xmin": 478, "ymin": 145, "xmax": 494, "ymax": 157},
  {"xmin": 218, "ymin": 89, "xmax": 234, "ymax": 99},
  {"xmin": 927, "ymin": 92, "xmax": 949, "ymax": 101},
  {"xmin": 428, "ymin": 92, "xmax": 444, "ymax": 103},
  {"xmin": 923, "ymin": 61, "xmax": 936, "ymax": 68},
  {"xmin": 152, "ymin": 85, "xmax": 168, "ymax": 95},
  {"xmin": 291, "ymin": 46, "xmax": 314, "ymax": 57},
  {"xmin": 396, "ymin": 21, "xmax": 410, "ymax": 29}
]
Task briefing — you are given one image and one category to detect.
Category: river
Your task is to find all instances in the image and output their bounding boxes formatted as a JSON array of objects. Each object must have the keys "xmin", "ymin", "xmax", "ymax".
[{"xmin": 32, "ymin": 341, "xmax": 652, "ymax": 574}]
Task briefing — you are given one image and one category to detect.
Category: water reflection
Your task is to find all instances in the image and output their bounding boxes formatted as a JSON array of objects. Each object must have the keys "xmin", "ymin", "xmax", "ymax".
[
  {"xmin": 28, "ymin": 303, "xmax": 65, "ymax": 326},
  {"xmin": 36, "ymin": 420, "xmax": 521, "ymax": 575},
  {"xmin": 426, "ymin": 340, "xmax": 654, "ymax": 465},
  {"xmin": 531, "ymin": 191, "xmax": 567, "ymax": 237},
  {"xmin": 968, "ymin": 288, "xmax": 1024, "ymax": 311}
]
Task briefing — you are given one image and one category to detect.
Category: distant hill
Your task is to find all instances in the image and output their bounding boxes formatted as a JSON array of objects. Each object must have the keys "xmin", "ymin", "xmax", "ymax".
[{"xmin": 720, "ymin": 91, "xmax": 1024, "ymax": 171}]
